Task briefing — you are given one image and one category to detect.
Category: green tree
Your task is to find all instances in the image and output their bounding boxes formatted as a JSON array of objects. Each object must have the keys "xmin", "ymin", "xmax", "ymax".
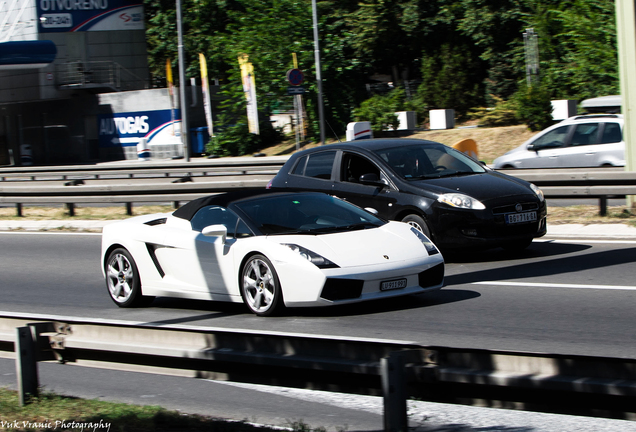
[
  {"xmin": 353, "ymin": 89, "xmax": 405, "ymax": 136},
  {"xmin": 415, "ymin": 43, "xmax": 484, "ymax": 118}
]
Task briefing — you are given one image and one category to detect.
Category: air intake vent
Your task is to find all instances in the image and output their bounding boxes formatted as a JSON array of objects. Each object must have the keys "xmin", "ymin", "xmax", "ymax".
[
  {"xmin": 320, "ymin": 278, "xmax": 364, "ymax": 301},
  {"xmin": 418, "ymin": 263, "xmax": 445, "ymax": 288},
  {"xmin": 145, "ymin": 218, "xmax": 167, "ymax": 226}
]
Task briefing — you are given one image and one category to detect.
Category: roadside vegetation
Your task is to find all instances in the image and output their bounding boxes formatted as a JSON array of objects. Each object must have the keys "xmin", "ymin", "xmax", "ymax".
[
  {"xmin": 0, "ymin": 387, "xmax": 329, "ymax": 432},
  {"xmin": 143, "ymin": 0, "xmax": 618, "ymax": 155}
]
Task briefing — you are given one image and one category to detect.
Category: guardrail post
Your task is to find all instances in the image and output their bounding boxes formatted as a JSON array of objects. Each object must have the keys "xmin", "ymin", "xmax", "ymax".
[
  {"xmin": 66, "ymin": 203, "xmax": 75, "ymax": 217},
  {"xmin": 15, "ymin": 326, "xmax": 38, "ymax": 405},
  {"xmin": 16, "ymin": 203, "xmax": 22, "ymax": 217},
  {"xmin": 382, "ymin": 351, "xmax": 407, "ymax": 432},
  {"xmin": 600, "ymin": 197, "xmax": 608, "ymax": 216},
  {"xmin": 126, "ymin": 203, "xmax": 133, "ymax": 216}
]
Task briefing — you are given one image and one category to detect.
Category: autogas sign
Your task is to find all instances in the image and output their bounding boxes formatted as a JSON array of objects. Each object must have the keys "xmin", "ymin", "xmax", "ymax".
[
  {"xmin": 37, "ymin": 0, "xmax": 144, "ymax": 32},
  {"xmin": 98, "ymin": 109, "xmax": 181, "ymax": 148}
]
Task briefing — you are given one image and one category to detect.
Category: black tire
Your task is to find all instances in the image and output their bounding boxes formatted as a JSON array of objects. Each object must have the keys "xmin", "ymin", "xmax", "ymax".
[
  {"xmin": 401, "ymin": 214, "xmax": 432, "ymax": 239},
  {"xmin": 105, "ymin": 248, "xmax": 153, "ymax": 307},
  {"xmin": 240, "ymin": 254, "xmax": 284, "ymax": 317}
]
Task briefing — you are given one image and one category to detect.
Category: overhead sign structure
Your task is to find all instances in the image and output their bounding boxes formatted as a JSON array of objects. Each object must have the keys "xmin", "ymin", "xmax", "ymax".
[{"xmin": 37, "ymin": 0, "xmax": 145, "ymax": 32}]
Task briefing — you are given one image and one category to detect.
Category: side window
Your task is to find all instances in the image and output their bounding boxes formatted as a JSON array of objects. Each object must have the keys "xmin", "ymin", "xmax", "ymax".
[
  {"xmin": 235, "ymin": 219, "xmax": 254, "ymax": 238},
  {"xmin": 291, "ymin": 155, "xmax": 308, "ymax": 175},
  {"xmin": 303, "ymin": 151, "xmax": 336, "ymax": 179},
  {"xmin": 190, "ymin": 206, "xmax": 239, "ymax": 236},
  {"xmin": 570, "ymin": 123, "xmax": 600, "ymax": 146},
  {"xmin": 342, "ymin": 153, "xmax": 380, "ymax": 183},
  {"xmin": 531, "ymin": 126, "xmax": 569, "ymax": 150},
  {"xmin": 600, "ymin": 123, "xmax": 622, "ymax": 144}
]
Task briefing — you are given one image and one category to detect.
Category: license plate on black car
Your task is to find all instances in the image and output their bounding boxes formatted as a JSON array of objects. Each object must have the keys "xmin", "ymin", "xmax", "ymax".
[
  {"xmin": 381, "ymin": 278, "xmax": 407, "ymax": 291},
  {"xmin": 506, "ymin": 211, "xmax": 537, "ymax": 224}
]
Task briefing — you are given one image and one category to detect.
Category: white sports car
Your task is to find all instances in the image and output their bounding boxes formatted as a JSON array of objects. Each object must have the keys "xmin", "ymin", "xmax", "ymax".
[{"xmin": 101, "ymin": 190, "xmax": 445, "ymax": 316}]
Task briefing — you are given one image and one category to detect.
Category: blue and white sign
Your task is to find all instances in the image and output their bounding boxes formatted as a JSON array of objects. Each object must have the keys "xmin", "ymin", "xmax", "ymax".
[
  {"xmin": 98, "ymin": 109, "xmax": 182, "ymax": 148},
  {"xmin": 37, "ymin": 0, "xmax": 144, "ymax": 32}
]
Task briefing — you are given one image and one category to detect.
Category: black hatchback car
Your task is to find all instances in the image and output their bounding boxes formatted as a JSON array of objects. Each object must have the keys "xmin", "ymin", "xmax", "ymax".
[{"xmin": 267, "ymin": 139, "xmax": 547, "ymax": 251}]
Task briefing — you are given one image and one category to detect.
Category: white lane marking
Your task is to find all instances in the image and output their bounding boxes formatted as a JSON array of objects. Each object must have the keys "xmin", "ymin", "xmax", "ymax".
[
  {"xmin": 473, "ymin": 281, "xmax": 636, "ymax": 291},
  {"xmin": 0, "ymin": 231, "xmax": 101, "ymax": 236},
  {"xmin": 537, "ymin": 239, "xmax": 636, "ymax": 245}
]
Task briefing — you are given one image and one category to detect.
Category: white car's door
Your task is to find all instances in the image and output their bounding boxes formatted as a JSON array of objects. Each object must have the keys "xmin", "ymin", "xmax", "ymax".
[
  {"xmin": 154, "ymin": 206, "xmax": 241, "ymax": 295},
  {"xmin": 519, "ymin": 125, "xmax": 570, "ymax": 168}
]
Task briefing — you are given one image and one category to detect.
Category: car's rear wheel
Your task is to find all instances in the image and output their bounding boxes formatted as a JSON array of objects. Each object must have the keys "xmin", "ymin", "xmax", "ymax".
[
  {"xmin": 401, "ymin": 214, "xmax": 432, "ymax": 239},
  {"xmin": 240, "ymin": 254, "xmax": 284, "ymax": 316},
  {"xmin": 105, "ymin": 248, "xmax": 153, "ymax": 307}
]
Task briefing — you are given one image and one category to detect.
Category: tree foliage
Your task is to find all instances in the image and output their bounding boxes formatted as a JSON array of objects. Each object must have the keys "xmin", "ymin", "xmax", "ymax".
[{"xmin": 143, "ymin": 0, "xmax": 620, "ymax": 153}]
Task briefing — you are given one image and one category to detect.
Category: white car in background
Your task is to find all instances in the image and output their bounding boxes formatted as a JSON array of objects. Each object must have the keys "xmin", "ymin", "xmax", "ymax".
[
  {"xmin": 101, "ymin": 190, "xmax": 445, "ymax": 316},
  {"xmin": 493, "ymin": 114, "xmax": 624, "ymax": 169}
]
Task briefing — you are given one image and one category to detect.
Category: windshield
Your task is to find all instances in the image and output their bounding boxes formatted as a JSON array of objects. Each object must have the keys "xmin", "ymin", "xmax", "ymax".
[
  {"xmin": 373, "ymin": 143, "xmax": 486, "ymax": 179},
  {"xmin": 233, "ymin": 193, "xmax": 386, "ymax": 235}
]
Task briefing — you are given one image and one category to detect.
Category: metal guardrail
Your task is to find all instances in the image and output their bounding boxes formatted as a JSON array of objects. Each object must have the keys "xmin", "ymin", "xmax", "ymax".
[
  {"xmin": 0, "ymin": 163, "xmax": 634, "ymax": 216},
  {"xmin": 499, "ymin": 168, "xmax": 636, "ymax": 215},
  {"xmin": 1, "ymin": 313, "xmax": 635, "ymax": 429}
]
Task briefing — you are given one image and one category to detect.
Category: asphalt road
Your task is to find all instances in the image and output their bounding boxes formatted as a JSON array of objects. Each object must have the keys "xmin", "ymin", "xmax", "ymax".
[
  {"xmin": 2, "ymin": 231, "xmax": 636, "ymax": 431},
  {"xmin": 1, "ymin": 231, "xmax": 635, "ymax": 358}
]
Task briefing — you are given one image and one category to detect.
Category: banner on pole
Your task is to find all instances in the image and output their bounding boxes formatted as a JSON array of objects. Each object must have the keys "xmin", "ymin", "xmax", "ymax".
[
  {"xmin": 166, "ymin": 59, "xmax": 177, "ymax": 136},
  {"xmin": 199, "ymin": 53, "xmax": 215, "ymax": 137},
  {"xmin": 238, "ymin": 54, "xmax": 260, "ymax": 135}
]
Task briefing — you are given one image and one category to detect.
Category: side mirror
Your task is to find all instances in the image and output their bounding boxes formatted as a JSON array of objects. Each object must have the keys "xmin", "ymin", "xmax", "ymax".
[
  {"xmin": 359, "ymin": 173, "xmax": 387, "ymax": 187},
  {"xmin": 202, "ymin": 224, "xmax": 227, "ymax": 243},
  {"xmin": 527, "ymin": 144, "xmax": 538, "ymax": 153},
  {"xmin": 364, "ymin": 207, "xmax": 379, "ymax": 215}
]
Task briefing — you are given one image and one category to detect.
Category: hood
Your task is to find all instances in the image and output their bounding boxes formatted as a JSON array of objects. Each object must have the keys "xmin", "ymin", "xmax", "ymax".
[
  {"xmin": 272, "ymin": 222, "xmax": 427, "ymax": 267},
  {"xmin": 406, "ymin": 172, "xmax": 534, "ymax": 201}
]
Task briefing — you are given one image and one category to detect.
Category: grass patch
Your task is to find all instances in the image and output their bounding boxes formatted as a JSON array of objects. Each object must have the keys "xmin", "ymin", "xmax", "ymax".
[
  {"xmin": 260, "ymin": 125, "xmax": 536, "ymax": 165},
  {"xmin": 0, "ymin": 387, "xmax": 274, "ymax": 432},
  {"xmin": 547, "ymin": 205, "xmax": 636, "ymax": 227},
  {"xmin": 409, "ymin": 125, "xmax": 535, "ymax": 164},
  {"xmin": 0, "ymin": 206, "xmax": 173, "ymax": 220}
]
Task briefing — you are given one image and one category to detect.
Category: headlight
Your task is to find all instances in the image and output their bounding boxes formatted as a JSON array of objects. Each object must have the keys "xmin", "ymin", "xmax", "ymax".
[
  {"xmin": 530, "ymin": 183, "xmax": 545, "ymax": 202},
  {"xmin": 437, "ymin": 193, "xmax": 485, "ymax": 210},
  {"xmin": 282, "ymin": 244, "xmax": 339, "ymax": 268},
  {"xmin": 410, "ymin": 227, "xmax": 439, "ymax": 255}
]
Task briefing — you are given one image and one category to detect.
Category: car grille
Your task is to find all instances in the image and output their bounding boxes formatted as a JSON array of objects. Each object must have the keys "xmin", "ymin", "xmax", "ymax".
[
  {"xmin": 491, "ymin": 202, "xmax": 539, "ymax": 215},
  {"xmin": 320, "ymin": 278, "xmax": 364, "ymax": 301},
  {"xmin": 418, "ymin": 263, "xmax": 444, "ymax": 288}
]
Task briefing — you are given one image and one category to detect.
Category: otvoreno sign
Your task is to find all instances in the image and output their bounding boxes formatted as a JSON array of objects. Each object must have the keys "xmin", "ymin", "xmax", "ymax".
[
  {"xmin": 98, "ymin": 109, "xmax": 181, "ymax": 148},
  {"xmin": 37, "ymin": 0, "xmax": 144, "ymax": 32}
]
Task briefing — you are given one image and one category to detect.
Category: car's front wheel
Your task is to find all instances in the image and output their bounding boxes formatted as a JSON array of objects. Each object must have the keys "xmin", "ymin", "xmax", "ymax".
[
  {"xmin": 240, "ymin": 254, "xmax": 284, "ymax": 316},
  {"xmin": 105, "ymin": 248, "xmax": 153, "ymax": 307},
  {"xmin": 401, "ymin": 214, "xmax": 432, "ymax": 239}
]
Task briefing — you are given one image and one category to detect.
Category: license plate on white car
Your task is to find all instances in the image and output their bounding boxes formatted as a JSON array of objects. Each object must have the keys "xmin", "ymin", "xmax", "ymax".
[
  {"xmin": 381, "ymin": 278, "xmax": 407, "ymax": 291},
  {"xmin": 506, "ymin": 211, "xmax": 537, "ymax": 224}
]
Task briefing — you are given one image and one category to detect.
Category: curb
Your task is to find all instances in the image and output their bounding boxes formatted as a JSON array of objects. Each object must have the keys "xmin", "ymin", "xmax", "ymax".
[{"xmin": 1, "ymin": 221, "xmax": 636, "ymax": 240}]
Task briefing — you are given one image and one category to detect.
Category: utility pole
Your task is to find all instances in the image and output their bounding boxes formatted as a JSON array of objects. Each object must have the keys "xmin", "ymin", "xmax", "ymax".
[
  {"xmin": 311, "ymin": 0, "xmax": 326, "ymax": 145},
  {"xmin": 176, "ymin": 0, "xmax": 190, "ymax": 161}
]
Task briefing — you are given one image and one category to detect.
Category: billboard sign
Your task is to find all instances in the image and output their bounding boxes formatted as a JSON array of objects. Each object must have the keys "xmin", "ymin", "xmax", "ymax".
[
  {"xmin": 37, "ymin": 0, "xmax": 144, "ymax": 33},
  {"xmin": 98, "ymin": 109, "xmax": 181, "ymax": 148}
]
